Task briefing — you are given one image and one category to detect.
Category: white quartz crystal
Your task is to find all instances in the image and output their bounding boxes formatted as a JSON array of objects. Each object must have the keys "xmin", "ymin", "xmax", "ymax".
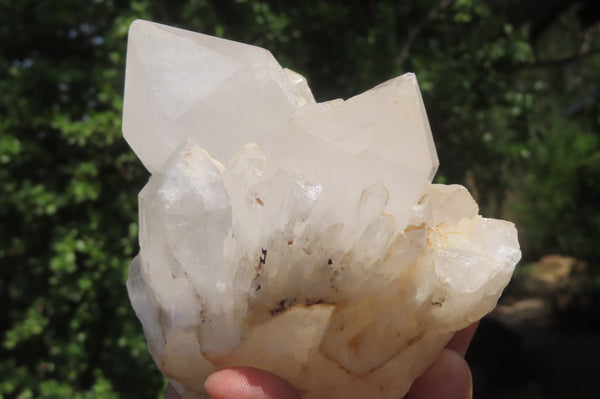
[{"xmin": 123, "ymin": 20, "xmax": 521, "ymax": 399}]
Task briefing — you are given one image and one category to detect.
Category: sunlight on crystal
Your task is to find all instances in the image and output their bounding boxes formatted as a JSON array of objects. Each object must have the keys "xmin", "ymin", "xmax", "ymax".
[{"xmin": 123, "ymin": 20, "xmax": 521, "ymax": 399}]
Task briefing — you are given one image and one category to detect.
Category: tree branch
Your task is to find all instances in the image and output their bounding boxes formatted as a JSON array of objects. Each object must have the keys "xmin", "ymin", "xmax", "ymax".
[
  {"xmin": 526, "ymin": 46, "xmax": 600, "ymax": 68},
  {"xmin": 397, "ymin": 0, "xmax": 455, "ymax": 66}
]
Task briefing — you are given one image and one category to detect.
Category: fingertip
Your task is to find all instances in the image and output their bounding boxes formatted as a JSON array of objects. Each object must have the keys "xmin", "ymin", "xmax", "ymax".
[
  {"xmin": 165, "ymin": 383, "xmax": 181, "ymax": 399},
  {"xmin": 407, "ymin": 348, "xmax": 472, "ymax": 399},
  {"xmin": 446, "ymin": 321, "xmax": 479, "ymax": 357},
  {"xmin": 205, "ymin": 367, "xmax": 300, "ymax": 399}
]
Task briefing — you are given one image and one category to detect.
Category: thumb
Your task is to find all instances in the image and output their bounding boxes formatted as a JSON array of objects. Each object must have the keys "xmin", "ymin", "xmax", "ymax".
[
  {"xmin": 205, "ymin": 367, "xmax": 300, "ymax": 399},
  {"xmin": 406, "ymin": 348, "xmax": 472, "ymax": 399}
]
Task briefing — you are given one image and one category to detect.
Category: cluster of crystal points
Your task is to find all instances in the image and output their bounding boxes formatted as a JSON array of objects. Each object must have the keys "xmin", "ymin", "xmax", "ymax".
[{"xmin": 123, "ymin": 20, "xmax": 521, "ymax": 399}]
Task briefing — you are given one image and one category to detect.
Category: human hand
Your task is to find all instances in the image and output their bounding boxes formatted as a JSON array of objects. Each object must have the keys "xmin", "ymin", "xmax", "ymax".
[
  {"xmin": 405, "ymin": 322, "xmax": 477, "ymax": 399},
  {"xmin": 165, "ymin": 322, "xmax": 478, "ymax": 399}
]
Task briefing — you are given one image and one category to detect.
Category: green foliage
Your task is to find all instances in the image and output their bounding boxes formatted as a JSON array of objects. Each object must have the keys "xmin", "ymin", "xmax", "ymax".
[
  {"xmin": 0, "ymin": 1, "xmax": 159, "ymax": 398},
  {"xmin": 511, "ymin": 112, "xmax": 600, "ymax": 261},
  {"xmin": 1, "ymin": 0, "xmax": 599, "ymax": 398}
]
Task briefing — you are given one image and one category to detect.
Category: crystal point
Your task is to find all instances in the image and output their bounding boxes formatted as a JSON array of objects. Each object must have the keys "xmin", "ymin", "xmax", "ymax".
[{"xmin": 124, "ymin": 20, "xmax": 521, "ymax": 399}]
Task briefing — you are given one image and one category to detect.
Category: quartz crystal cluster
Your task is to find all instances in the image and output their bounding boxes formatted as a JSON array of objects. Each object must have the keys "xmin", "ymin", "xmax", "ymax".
[{"xmin": 123, "ymin": 20, "xmax": 521, "ymax": 399}]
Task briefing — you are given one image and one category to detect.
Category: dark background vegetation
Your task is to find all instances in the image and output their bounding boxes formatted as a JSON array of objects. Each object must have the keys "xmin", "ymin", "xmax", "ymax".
[{"xmin": 1, "ymin": 0, "xmax": 599, "ymax": 398}]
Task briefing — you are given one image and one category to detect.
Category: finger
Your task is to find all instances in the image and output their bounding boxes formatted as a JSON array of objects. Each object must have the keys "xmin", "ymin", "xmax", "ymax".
[
  {"xmin": 205, "ymin": 367, "xmax": 300, "ymax": 399},
  {"xmin": 165, "ymin": 383, "xmax": 181, "ymax": 399},
  {"xmin": 406, "ymin": 348, "xmax": 472, "ymax": 399},
  {"xmin": 445, "ymin": 321, "xmax": 479, "ymax": 357}
]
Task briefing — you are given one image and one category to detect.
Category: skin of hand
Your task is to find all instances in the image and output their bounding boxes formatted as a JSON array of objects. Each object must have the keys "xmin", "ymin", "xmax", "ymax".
[{"xmin": 165, "ymin": 322, "xmax": 478, "ymax": 399}]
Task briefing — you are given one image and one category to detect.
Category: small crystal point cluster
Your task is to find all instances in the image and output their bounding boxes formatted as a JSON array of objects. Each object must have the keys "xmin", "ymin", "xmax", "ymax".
[{"xmin": 123, "ymin": 20, "xmax": 521, "ymax": 399}]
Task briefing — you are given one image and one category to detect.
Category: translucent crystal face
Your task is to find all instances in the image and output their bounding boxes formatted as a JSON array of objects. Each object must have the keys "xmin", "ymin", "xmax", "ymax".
[
  {"xmin": 123, "ymin": 20, "xmax": 521, "ymax": 399},
  {"xmin": 123, "ymin": 20, "xmax": 438, "ymax": 231}
]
